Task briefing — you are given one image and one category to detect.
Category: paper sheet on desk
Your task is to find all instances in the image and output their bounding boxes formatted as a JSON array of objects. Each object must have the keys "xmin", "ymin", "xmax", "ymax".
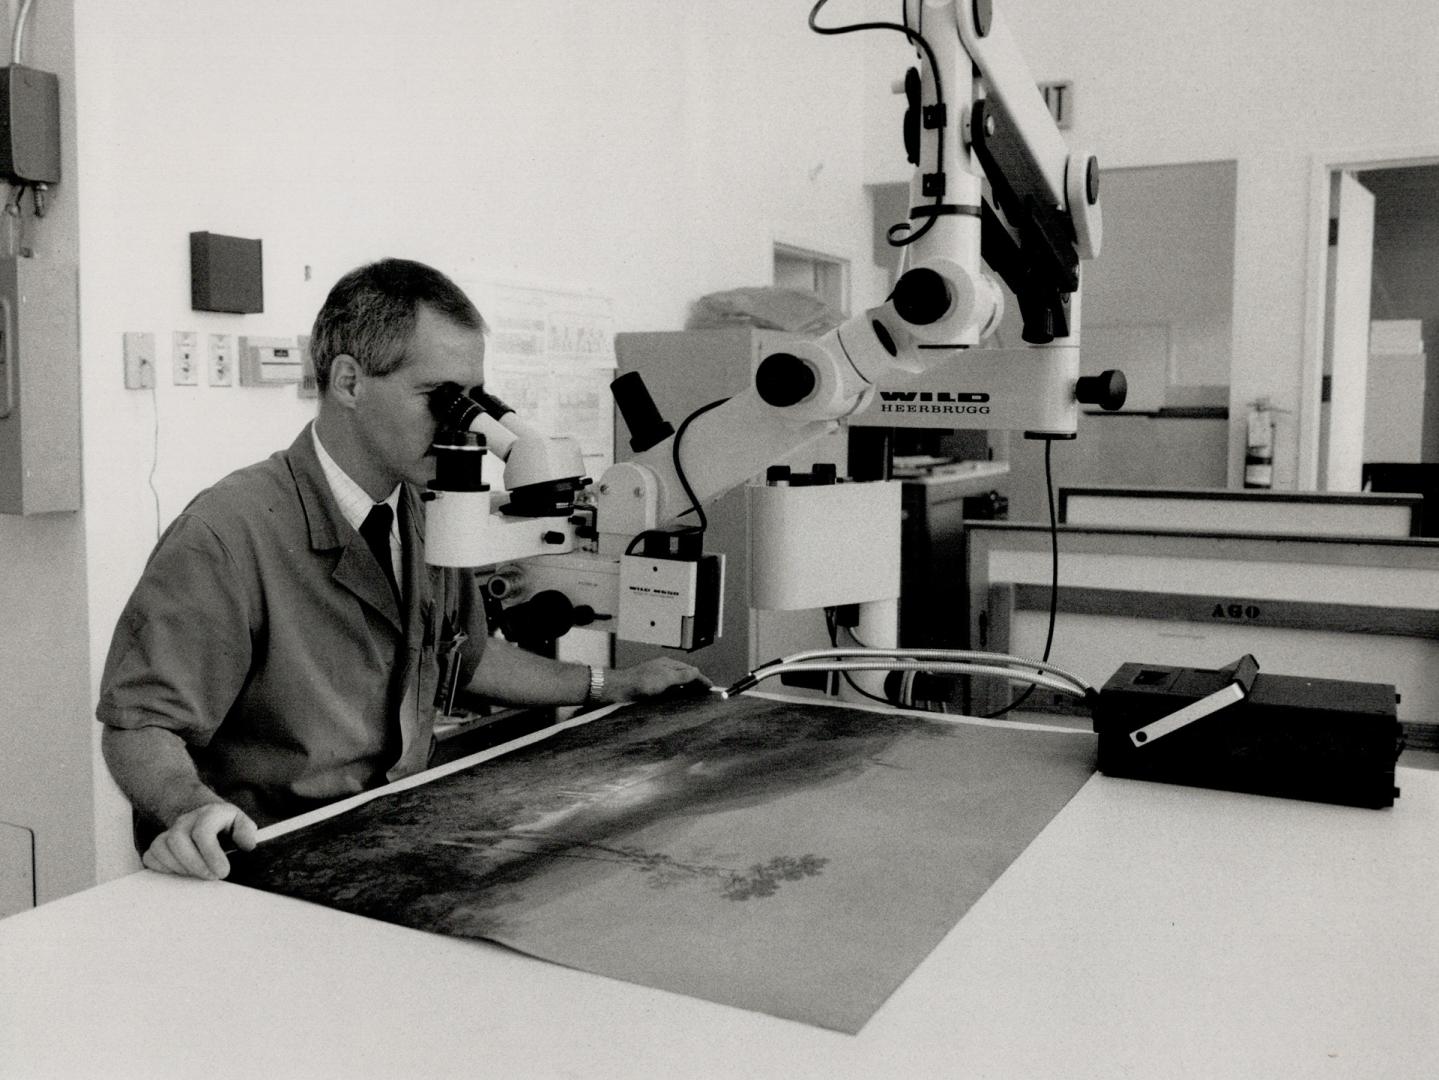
[{"xmin": 229, "ymin": 696, "xmax": 1095, "ymax": 1034}]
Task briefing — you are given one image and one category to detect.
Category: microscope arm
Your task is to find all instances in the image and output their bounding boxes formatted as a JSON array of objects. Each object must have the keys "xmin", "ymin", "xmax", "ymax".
[{"xmin": 606, "ymin": 1, "xmax": 1116, "ymax": 531}]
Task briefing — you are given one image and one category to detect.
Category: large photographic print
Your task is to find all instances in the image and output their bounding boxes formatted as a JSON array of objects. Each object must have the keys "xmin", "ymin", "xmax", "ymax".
[{"xmin": 231, "ymin": 695, "xmax": 1095, "ymax": 1033}]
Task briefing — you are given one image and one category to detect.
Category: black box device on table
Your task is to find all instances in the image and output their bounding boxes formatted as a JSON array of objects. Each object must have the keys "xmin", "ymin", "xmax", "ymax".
[{"xmin": 1094, "ymin": 655, "xmax": 1403, "ymax": 809}]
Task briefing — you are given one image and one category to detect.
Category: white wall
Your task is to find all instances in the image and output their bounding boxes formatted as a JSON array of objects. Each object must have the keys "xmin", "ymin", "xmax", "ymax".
[
  {"xmin": 866, "ymin": 0, "xmax": 1439, "ymax": 487},
  {"xmin": 71, "ymin": 1, "xmax": 885, "ymax": 881},
  {"xmin": 1083, "ymin": 162, "xmax": 1236, "ymax": 390}
]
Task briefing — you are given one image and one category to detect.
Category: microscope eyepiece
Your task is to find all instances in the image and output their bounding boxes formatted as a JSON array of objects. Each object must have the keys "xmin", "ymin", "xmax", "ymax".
[{"xmin": 428, "ymin": 382, "xmax": 485, "ymax": 432}]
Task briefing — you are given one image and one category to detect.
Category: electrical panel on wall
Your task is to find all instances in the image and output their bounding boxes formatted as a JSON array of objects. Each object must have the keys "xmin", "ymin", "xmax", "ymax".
[
  {"xmin": 0, "ymin": 256, "xmax": 80, "ymax": 515},
  {"xmin": 0, "ymin": 65, "xmax": 62, "ymax": 185}
]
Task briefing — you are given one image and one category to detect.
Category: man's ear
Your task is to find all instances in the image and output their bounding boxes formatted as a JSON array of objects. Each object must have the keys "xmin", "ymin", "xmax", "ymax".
[{"xmin": 329, "ymin": 354, "xmax": 362, "ymax": 408}]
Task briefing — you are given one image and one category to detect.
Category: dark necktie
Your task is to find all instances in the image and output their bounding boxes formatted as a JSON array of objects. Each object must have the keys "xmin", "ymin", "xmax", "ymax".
[{"xmin": 360, "ymin": 502, "xmax": 400, "ymax": 602}]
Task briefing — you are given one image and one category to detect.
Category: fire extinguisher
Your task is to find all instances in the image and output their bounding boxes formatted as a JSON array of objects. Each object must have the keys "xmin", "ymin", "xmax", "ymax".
[{"xmin": 1244, "ymin": 398, "xmax": 1275, "ymax": 489}]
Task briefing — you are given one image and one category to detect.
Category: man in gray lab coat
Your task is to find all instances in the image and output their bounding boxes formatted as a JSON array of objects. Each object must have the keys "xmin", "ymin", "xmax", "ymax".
[{"xmin": 97, "ymin": 258, "xmax": 703, "ymax": 880}]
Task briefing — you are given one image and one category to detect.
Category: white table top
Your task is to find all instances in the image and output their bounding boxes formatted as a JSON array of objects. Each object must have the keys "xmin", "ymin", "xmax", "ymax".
[{"xmin": 3, "ymin": 765, "xmax": 1435, "ymax": 1080}]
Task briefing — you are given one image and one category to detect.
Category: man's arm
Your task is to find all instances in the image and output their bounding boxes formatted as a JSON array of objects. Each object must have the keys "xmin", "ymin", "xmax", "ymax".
[
  {"xmin": 468, "ymin": 638, "xmax": 706, "ymax": 706},
  {"xmin": 101, "ymin": 726, "xmax": 256, "ymax": 880},
  {"xmin": 97, "ymin": 512, "xmax": 263, "ymax": 880}
]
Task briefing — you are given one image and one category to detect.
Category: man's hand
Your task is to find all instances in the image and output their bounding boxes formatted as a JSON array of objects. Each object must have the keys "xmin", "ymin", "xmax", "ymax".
[
  {"xmin": 603, "ymin": 657, "xmax": 709, "ymax": 702},
  {"xmin": 143, "ymin": 802, "xmax": 258, "ymax": 881}
]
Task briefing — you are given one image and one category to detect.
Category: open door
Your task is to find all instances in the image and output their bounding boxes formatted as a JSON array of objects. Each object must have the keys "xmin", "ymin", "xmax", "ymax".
[{"xmin": 1320, "ymin": 171, "xmax": 1376, "ymax": 491}]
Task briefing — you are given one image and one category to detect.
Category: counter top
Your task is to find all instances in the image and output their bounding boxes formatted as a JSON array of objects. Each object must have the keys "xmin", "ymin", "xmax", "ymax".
[{"xmin": 3, "ymin": 749, "xmax": 1434, "ymax": 1079}]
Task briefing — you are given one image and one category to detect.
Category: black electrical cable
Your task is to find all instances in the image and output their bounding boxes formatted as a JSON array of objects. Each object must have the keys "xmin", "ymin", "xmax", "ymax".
[
  {"xmin": 808, "ymin": 0, "xmax": 946, "ymax": 247},
  {"xmin": 824, "ymin": 607, "xmax": 895, "ymax": 706},
  {"xmin": 12, "ymin": 0, "xmax": 36, "ymax": 66},
  {"xmin": 982, "ymin": 437, "xmax": 1060, "ymax": 719},
  {"xmin": 623, "ymin": 396, "xmax": 729, "ymax": 556},
  {"xmin": 671, "ymin": 397, "xmax": 728, "ymax": 533}
]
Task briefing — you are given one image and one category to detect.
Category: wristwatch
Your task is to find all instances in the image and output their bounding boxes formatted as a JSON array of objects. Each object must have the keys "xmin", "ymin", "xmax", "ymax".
[{"xmin": 587, "ymin": 666, "xmax": 607, "ymax": 703}]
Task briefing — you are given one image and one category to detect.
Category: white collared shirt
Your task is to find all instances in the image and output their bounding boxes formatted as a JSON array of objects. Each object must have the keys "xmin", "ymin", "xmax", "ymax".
[{"xmin": 311, "ymin": 425, "xmax": 402, "ymax": 584}]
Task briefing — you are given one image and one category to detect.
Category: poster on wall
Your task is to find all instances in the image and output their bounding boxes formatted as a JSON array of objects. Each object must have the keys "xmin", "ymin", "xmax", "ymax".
[{"xmin": 462, "ymin": 281, "xmax": 617, "ymax": 483}]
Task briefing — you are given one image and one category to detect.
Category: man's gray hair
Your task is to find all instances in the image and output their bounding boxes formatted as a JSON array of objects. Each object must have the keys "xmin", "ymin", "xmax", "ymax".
[{"xmin": 309, "ymin": 258, "xmax": 487, "ymax": 392}]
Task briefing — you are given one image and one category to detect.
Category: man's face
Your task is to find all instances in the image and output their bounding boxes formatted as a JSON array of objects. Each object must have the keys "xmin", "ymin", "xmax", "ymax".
[{"xmin": 351, "ymin": 305, "xmax": 487, "ymax": 490}]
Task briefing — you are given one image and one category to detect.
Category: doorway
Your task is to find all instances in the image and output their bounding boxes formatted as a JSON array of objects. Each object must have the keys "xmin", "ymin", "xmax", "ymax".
[
  {"xmin": 1362, "ymin": 165, "xmax": 1439, "ymax": 465},
  {"xmin": 1301, "ymin": 150, "xmax": 1439, "ymax": 492}
]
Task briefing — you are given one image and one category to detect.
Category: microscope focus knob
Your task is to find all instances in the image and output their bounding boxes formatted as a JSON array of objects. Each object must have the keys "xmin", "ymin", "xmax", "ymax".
[{"xmin": 1075, "ymin": 369, "xmax": 1128, "ymax": 412}]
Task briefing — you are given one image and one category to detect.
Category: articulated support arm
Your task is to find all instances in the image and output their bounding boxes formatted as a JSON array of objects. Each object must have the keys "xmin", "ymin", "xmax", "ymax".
[
  {"xmin": 423, "ymin": 2, "xmax": 1124, "ymax": 660},
  {"xmin": 611, "ymin": 0, "xmax": 1124, "ymax": 531}
]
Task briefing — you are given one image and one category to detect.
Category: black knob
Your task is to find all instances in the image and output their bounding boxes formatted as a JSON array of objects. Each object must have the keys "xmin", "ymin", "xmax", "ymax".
[
  {"xmin": 755, "ymin": 353, "xmax": 817, "ymax": 407},
  {"xmin": 503, "ymin": 590, "xmax": 575, "ymax": 646},
  {"xmin": 1075, "ymin": 369, "xmax": 1128, "ymax": 411},
  {"xmin": 891, "ymin": 267, "xmax": 952, "ymax": 327}
]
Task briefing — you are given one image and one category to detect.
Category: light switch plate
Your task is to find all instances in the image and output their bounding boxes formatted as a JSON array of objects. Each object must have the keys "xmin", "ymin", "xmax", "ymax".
[
  {"xmin": 172, "ymin": 330, "xmax": 199, "ymax": 385},
  {"xmin": 208, "ymin": 333, "xmax": 233, "ymax": 386}
]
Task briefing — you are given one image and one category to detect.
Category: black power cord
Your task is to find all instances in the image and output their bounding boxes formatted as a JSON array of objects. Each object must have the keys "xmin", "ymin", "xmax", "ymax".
[
  {"xmin": 624, "ymin": 396, "xmax": 729, "ymax": 556},
  {"xmin": 982, "ymin": 437, "xmax": 1060, "ymax": 718},
  {"xmin": 824, "ymin": 608, "xmax": 895, "ymax": 707},
  {"xmin": 808, "ymin": 0, "xmax": 947, "ymax": 247}
]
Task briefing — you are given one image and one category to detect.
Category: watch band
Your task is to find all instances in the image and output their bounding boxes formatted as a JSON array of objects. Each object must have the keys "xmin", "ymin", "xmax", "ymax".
[{"xmin": 587, "ymin": 666, "xmax": 606, "ymax": 703}]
